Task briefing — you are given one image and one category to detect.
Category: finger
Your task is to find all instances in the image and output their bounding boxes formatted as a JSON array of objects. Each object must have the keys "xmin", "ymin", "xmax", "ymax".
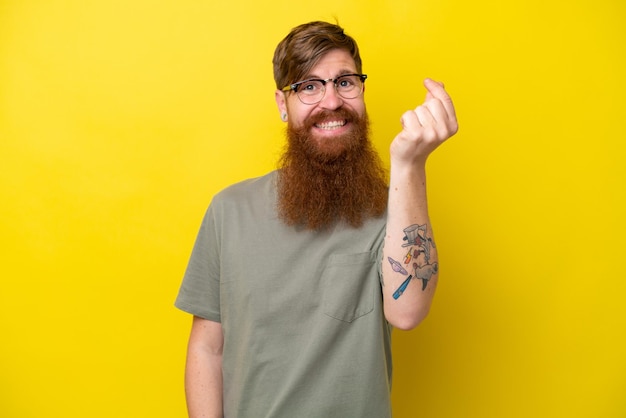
[
  {"xmin": 400, "ymin": 110, "xmax": 422, "ymax": 133},
  {"xmin": 415, "ymin": 105, "xmax": 435, "ymax": 127},
  {"xmin": 422, "ymin": 98, "xmax": 448, "ymax": 125},
  {"xmin": 423, "ymin": 78, "xmax": 456, "ymax": 120},
  {"xmin": 422, "ymin": 99, "xmax": 457, "ymax": 139}
]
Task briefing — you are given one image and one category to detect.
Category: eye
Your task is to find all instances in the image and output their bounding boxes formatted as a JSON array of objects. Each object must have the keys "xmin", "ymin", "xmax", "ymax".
[
  {"xmin": 337, "ymin": 76, "xmax": 357, "ymax": 89},
  {"xmin": 298, "ymin": 80, "xmax": 322, "ymax": 94}
]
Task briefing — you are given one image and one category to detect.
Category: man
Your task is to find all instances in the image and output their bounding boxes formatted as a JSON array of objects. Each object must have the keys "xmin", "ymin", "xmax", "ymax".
[{"xmin": 175, "ymin": 21, "xmax": 458, "ymax": 418}]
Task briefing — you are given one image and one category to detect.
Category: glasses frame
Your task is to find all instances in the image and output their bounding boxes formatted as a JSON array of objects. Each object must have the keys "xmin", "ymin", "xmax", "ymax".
[{"xmin": 281, "ymin": 73, "xmax": 368, "ymax": 105}]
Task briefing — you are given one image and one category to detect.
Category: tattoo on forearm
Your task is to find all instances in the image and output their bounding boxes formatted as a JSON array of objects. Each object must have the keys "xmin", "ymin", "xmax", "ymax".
[
  {"xmin": 392, "ymin": 275, "xmax": 413, "ymax": 299},
  {"xmin": 387, "ymin": 257, "xmax": 408, "ymax": 275},
  {"xmin": 391, "ymin": 223, "xmax": 438, "ymax": 299}
]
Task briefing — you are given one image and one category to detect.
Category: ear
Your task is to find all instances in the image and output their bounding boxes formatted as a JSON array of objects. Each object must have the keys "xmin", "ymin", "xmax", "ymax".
[{"xmin": 275, "ymin": 89, "xmax": 288, "ymax": 121}]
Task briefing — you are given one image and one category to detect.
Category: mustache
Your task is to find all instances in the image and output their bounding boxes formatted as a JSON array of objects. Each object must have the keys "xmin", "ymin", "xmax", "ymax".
[{"xmin": 303, "ymin": 108, "xmax": 358, "ymax": 129}]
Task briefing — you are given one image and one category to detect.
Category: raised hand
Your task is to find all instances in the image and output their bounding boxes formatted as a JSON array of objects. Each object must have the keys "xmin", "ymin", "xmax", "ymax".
[{"xmin": 390, "ymin": 78, "xmax": 458, "ymax": 167}]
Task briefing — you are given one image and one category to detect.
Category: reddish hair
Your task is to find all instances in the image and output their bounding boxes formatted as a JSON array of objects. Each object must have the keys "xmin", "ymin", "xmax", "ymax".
[{"xmin": 272, "ymin": 21, "xmax": 363, "ymax": 90}]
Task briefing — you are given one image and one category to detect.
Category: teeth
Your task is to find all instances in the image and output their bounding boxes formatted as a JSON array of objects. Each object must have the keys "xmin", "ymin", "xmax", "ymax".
[{"xmin": 316, "ymin": 120, "xmax": 346, "ymax": 130}]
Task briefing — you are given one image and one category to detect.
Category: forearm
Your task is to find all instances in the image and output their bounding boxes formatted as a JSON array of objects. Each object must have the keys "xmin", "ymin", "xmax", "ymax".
[
  {"xmin": 382, "ymin": 163, "xmax": 438, "ymax": 330},
  {"xmin": 185, "ymin": 317, "xmax": 224, "ymax": 418},
  {"xmin": 185, "ymin": 345, "xmax": 223, "ymax": 418},
  {"xmin": 381, "ymin": 78, "xmax": 457, "ymax": 329}
]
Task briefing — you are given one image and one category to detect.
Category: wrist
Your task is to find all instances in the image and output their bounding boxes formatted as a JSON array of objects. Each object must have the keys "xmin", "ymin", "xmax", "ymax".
[{"xmin": 389, "ymin": 159, "xmax": 427, "ymax": 179}]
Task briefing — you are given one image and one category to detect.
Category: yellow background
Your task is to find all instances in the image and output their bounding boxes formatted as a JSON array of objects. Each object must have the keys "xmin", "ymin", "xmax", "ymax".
[{"xmin": 1, "ymin": 0, "xmax": 624, "ymax": 417}]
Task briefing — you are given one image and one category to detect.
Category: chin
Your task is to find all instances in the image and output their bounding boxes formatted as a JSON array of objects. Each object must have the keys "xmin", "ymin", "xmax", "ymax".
[{"xmin": 312, "ymin": 136, "xmax": 357, "ymax": 160}]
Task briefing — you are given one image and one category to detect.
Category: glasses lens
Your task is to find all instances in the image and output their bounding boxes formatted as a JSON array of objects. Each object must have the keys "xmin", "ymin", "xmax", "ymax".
[
  {"xmin": 297, "ymin": 80, "xmax": 325, "ymax": 104},
  {"xmin": 335, "ymin": 75, "xmax": 363, "ymax": 99}
]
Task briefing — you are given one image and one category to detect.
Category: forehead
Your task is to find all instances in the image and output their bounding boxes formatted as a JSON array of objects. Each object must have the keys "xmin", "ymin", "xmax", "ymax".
[{"xmin": 305, "ymin": 49, "xmax": 358, "ymax": 78}]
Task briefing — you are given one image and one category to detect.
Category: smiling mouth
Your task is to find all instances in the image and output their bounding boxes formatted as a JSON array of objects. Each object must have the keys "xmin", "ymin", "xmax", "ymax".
[{"xmin": 314, "ymin": 120, "xmax": 347, "ymax": 130}]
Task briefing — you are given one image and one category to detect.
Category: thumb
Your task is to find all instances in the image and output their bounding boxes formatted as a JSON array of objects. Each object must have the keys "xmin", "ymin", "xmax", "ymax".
[{"xmin": 424, "ymin": 78, "xmax": 444, "ymax": 100}]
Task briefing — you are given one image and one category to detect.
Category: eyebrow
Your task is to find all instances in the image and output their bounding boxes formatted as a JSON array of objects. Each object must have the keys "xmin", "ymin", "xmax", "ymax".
[{"xmin": 303, "ymin": 69, "xmax": 357, "ymax": 80}]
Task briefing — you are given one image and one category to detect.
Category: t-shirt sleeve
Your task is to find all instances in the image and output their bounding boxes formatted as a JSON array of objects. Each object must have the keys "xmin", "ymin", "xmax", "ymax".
[{"xmin": 174, "ymin": 204, "xmax": 221, "ymax": 322}]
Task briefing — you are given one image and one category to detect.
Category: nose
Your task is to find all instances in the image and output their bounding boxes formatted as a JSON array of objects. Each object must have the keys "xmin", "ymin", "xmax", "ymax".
[{"xmin": 318, "ymin": 83, "xmax": 343, "ymax": 110}]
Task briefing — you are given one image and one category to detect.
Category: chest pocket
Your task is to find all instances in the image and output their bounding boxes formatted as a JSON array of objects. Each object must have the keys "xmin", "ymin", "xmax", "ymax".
[{"xmin": 321, "ymin": 252, "xmax": 379, "ymax": 323}]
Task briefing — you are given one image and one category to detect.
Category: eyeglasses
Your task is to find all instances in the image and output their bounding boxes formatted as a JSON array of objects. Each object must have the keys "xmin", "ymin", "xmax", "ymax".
[{"xmin": 281, "ymin": 73, "xmax": 367, "ymax": 105}]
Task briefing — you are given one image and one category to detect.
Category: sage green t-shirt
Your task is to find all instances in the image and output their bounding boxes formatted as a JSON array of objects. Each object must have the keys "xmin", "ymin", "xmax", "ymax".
[{"xmin": 175, "ymin": 171, "xmax": 393, "ymax": 418}]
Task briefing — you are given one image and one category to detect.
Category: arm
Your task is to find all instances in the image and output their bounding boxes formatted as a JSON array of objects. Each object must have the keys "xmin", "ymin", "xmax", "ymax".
[
  {"xmin": 185, "ymin": 316, "xmax": 224, "ymax": 418},
  {"xmin": 382, "ymin": 78, "xmax": 458, "ymax": 330}
]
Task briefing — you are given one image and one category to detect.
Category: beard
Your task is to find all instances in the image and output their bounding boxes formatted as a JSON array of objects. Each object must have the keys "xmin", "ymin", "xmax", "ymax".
[{"xmin": 277, "ymin": 108, "xmax": 388, "ymax": 230}]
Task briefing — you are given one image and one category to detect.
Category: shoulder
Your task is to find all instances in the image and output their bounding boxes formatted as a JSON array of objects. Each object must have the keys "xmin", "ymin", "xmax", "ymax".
[{"xmin": 213, "ymin": 171, "xmax": 276, "ymax": 204}]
